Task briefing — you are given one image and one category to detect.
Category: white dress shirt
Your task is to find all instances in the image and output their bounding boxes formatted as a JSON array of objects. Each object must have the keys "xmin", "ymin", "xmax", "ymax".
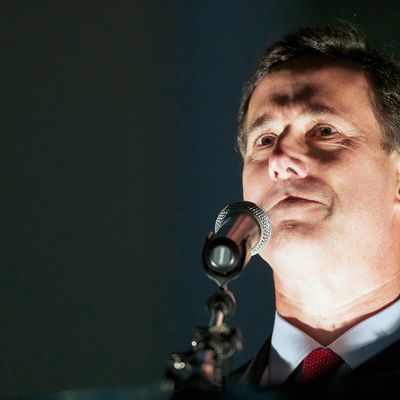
[{"xmin": 259, "ymin": 298, "xmax": 400, "ymax": 387}]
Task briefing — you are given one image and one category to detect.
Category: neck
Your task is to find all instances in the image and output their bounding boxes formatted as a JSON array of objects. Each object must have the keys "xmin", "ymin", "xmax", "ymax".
[
  {"xmin": 266, "ymin": 222, "xmax": 400, "ymax": 345},
  {"xmin": 274, "ymin": 272, "xmax": 400, "ymax": 346}
]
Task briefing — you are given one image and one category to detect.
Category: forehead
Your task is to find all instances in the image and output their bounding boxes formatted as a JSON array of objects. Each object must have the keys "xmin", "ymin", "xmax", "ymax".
[{"xmin": 246, "ymin": 56, "xmax": 377, "ymax": 130}]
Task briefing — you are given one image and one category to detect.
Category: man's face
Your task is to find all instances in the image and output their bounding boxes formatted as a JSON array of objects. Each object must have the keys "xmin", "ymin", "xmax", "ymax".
[{"xmin": 242, "ymin": 56, "xmax": 400, "ymax": 269}]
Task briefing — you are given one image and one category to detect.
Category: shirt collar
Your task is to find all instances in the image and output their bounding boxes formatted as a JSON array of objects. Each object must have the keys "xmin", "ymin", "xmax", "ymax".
[{"xmin": 261, "ymin": 298, "xmax": 400, "ymax": 386}]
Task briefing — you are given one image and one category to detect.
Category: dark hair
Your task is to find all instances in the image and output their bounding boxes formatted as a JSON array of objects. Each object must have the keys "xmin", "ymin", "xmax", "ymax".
[{"xmin": 237, "ymin": 21, "xmax": 400, "ymax": 156}]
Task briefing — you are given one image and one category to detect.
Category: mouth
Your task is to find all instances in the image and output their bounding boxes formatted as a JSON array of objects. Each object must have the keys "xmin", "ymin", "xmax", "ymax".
[
  {"xmin": 280, "ymin": 196, "xmax": 315, "ymax": 203},
  {"xmin": 271, "ymin": 196, "xmax": 321, "ymax": 210}
]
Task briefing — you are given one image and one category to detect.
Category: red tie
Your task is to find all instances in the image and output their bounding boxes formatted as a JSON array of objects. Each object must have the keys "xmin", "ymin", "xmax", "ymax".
[{"xmin": 301, "ymin": 348, "xmax": 343, "ymax": 383}]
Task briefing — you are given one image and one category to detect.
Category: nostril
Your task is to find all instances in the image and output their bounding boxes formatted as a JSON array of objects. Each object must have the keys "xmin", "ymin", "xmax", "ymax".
[{"xmin": 268, "ymin": 154, "xmax": 308, "ymax": 180}]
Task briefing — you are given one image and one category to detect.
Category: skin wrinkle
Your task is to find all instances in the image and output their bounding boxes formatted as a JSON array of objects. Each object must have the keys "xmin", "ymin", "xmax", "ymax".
[
  {"xmin": 239, "ymin": 57, "xmax": 386, "ymax": 157},
  {"xmin": 245, "ymin": 101, "xmax": 368, "ymax": 165}
]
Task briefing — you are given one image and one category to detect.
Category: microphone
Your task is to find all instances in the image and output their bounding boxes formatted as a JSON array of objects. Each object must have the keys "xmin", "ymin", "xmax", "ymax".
[{"xmin": 202, "ymin": 201, "xmax": 271, "ymax": 287}]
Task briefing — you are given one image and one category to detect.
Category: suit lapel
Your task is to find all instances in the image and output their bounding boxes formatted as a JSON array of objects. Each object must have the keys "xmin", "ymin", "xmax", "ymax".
[
  {"xmin": 346, "ymin": 337, "xmax": 400, "ymax": 380},
  {"xmin": 239, "ymin": 336, "xmax": 272, "ymax": 386}
]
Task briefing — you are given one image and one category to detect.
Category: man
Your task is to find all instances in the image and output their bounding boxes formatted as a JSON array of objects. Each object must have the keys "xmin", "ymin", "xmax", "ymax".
[{"xmin": 228, "ymin": 21, "xmax": 400, "ymax": 398}]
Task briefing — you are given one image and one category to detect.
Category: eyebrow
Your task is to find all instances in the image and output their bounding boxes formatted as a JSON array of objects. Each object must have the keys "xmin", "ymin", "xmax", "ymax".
[{"xmin": 246, "ymin": 102, "xmax": 341, "ymax": 137}]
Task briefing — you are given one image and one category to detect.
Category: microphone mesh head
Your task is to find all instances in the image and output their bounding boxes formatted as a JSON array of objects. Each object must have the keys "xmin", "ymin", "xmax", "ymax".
[{"xmin": 214, "ymin": 201, "xmax": 271, "ymax": 256}]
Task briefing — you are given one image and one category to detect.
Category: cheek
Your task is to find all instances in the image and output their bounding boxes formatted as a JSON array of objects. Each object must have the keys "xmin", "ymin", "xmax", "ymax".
[
  {"xmin": 242, "ymin": 163, "xmax": 270, "ymax": 203},
  {"xmin": 334, "ymin": 164, "xmax": 395, "ymax": 217},
  {"xmin": 242, "ymin": 168, "xmax": 253, "ymax": 200}
]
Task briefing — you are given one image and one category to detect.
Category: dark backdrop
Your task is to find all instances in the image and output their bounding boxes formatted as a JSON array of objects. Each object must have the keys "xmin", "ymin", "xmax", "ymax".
[{"xmin": 2, "ymin": 1, "xmax": 400, "ymax": 398}]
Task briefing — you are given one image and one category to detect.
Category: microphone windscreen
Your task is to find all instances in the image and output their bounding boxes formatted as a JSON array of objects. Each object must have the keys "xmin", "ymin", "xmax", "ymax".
[{"xmin": 214, "ymin": 201, "xmax": 271, "ymax": 256}]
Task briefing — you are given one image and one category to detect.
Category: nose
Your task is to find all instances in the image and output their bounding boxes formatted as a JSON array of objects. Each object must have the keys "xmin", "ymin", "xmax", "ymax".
[{"xmin": 268, "ymin": 130, "xmax": 308, "ymax": 181}]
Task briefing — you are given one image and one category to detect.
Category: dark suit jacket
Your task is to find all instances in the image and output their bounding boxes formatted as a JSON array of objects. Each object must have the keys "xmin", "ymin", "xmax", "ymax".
[{"xmin": 223, "ymin": 336, "xmax": 400, "ymax": 399}]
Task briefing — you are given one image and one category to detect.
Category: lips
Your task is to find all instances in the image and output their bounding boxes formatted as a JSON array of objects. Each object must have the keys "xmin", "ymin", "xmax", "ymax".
[
  {"xmin": 267, "ymin": 195, "xmax": 321, "ymax": 211},
  {"xmin": 279, "ymin": 196, "xmax": 316, "ymax": 204}
]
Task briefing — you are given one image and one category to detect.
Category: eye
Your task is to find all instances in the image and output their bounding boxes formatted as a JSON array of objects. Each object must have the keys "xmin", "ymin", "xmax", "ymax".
[
  {"xmin": 255, "ymin": 134, "xmax": 276, "ymax": 147},
  {"xmin": 315, "ymin": 125, "xmax": 338, "ymax": 137}
]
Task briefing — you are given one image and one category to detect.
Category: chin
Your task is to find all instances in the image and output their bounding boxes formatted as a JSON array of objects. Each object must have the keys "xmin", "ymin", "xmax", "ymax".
[{"xmin": 261, "ymin": 222, "xmax": 327, "ymax": 264}]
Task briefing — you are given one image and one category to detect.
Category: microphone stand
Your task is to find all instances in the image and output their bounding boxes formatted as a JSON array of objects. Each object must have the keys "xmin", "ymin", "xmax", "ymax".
[
  {"xmin": 162, "ymin": 286, "xmax": 242, "ymax": 399},
  {"xmin": 162, "ymin": 202, "xmax": 269, "ymax": 399}
]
